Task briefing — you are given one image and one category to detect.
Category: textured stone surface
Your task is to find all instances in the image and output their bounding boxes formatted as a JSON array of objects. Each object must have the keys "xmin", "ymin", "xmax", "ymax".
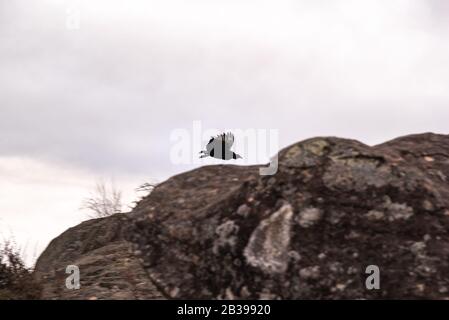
[
  {"xmin": 243, "ymin": 203, "xmax": 294, "ymax": 274},
  {"xmin": 128, "ymin": 133, "xmax": 449, "ymax": 299},
  {"xmin": 34, "ymin": 214, "xmax": 164, "ymax": 299},
  {"xmin": 35, "ymin": 133, "xmax": 449, "ymax": 299}
]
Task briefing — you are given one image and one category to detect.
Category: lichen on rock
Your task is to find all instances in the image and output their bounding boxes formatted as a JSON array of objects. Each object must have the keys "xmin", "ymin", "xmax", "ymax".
[
  {"xmin": 213, "ymin": 220, "xmax": 239, "ymax": 254},
  {"xmin": 243, "ymin": 203, "xmax": 294, "ymax": 274},
  {"xmin": 296, "ymin": 207, "xmax": 322, "ymax": 228}
]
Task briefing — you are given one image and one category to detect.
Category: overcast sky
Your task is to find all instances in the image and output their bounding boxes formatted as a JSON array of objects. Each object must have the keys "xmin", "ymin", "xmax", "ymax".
[{"xmin": 1, "ymin": 0, "xmax": 448, "ymax": 265}]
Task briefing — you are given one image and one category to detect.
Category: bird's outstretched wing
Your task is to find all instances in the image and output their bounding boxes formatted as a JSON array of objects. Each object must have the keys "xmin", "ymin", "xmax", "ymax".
[
  {"xmin": 206, "ymin": 132, "xmax": 235, "ymax": 153},
  {"xmin": 223, "ymin": 132, "xmax": 234, "ymax": 149},
  {"xmin": 206, "ymin": 136, "xmax": 217, "ymax": 152}
]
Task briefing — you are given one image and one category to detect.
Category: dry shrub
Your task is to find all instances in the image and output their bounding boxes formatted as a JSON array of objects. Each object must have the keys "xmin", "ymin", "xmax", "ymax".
[{"xmin": 0, "ymin": 241, "xmax": 41, "ymax": 300}]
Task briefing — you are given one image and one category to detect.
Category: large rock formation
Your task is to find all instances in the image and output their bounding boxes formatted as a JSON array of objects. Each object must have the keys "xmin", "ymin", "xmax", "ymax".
[
  {"xmin": 34, "ymin": 214, "xmax": 163, "ymax": 299},
  {"xmin": 35, "ymin": 133, "xmax": 449, "ymax": 299}
]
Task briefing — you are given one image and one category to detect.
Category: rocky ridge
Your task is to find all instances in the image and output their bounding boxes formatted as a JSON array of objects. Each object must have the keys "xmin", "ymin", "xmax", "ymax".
[{"xmin": 35, "ymin": 133, "xmax": 449, "ymax": 299}]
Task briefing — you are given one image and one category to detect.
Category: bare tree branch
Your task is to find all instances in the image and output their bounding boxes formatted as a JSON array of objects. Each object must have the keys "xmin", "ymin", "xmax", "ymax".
[{"xmin": 81, "ymin": 180, "xmax": 122, "ymax": 218}]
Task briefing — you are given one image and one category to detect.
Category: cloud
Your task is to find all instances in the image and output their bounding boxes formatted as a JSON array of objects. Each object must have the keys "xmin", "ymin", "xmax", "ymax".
[{"xmin": 1, "ymin": 1, "xmax": 448, "ymax": 177}]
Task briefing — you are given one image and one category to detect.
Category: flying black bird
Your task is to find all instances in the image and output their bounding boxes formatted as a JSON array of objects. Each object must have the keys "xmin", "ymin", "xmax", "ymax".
[{"xmin": 199, "ymin": 132, "xmax": 242, "ymax": 160}]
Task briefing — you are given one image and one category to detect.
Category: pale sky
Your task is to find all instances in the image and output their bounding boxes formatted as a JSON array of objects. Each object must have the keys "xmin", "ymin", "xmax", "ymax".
[{"xmin": 1, "ymin": 0, "xmax": 448, "ymax": 266}]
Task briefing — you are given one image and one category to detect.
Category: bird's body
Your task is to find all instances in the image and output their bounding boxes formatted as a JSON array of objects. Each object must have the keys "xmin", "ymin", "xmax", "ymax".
[{"xmin": 200, "ymin": 132, "xmax": 242, "ymax": 160}]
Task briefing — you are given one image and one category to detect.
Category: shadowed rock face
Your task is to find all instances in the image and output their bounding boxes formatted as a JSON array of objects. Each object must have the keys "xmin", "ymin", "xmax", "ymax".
[{"xmin": 35, "ymin": 133, "xmax": 449, "ymax": 299}]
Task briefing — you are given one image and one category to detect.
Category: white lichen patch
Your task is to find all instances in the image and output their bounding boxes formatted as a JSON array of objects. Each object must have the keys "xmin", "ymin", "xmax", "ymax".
[
  {"xmin": 366, "ymin": 196, "xmax": 414, "ymax": 222},
  {"xmin": 383, "ymin": 199, "xmax": 414, "ymax": 221},
  {"xmin": 299, "ymin": 266, "xmax": 320, "ymax": 280},
  {"xmin": 243, "ymin": 203, "xmax": 294, "ymax": 274},
  {"xmin": 297, "ymin": 207, "xmax": 322, "ymax": 228},
  {"xmin": 422, "ymin": 200, "xmax": 434, "ymax": 211},
  {"xmin": 213, "ymin": 220, "xmax": 239, "ymax": 254},
  {"xmin": 236, "ymin": 204, "xmax": 251, "ymax": 217},
  {"xmin": 410, "ymin": 241, "xmax": 426, "ymax": 255},
  {"xmin": 365, "ymin": 210, "xmax": 385, "ymax": 221}
]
